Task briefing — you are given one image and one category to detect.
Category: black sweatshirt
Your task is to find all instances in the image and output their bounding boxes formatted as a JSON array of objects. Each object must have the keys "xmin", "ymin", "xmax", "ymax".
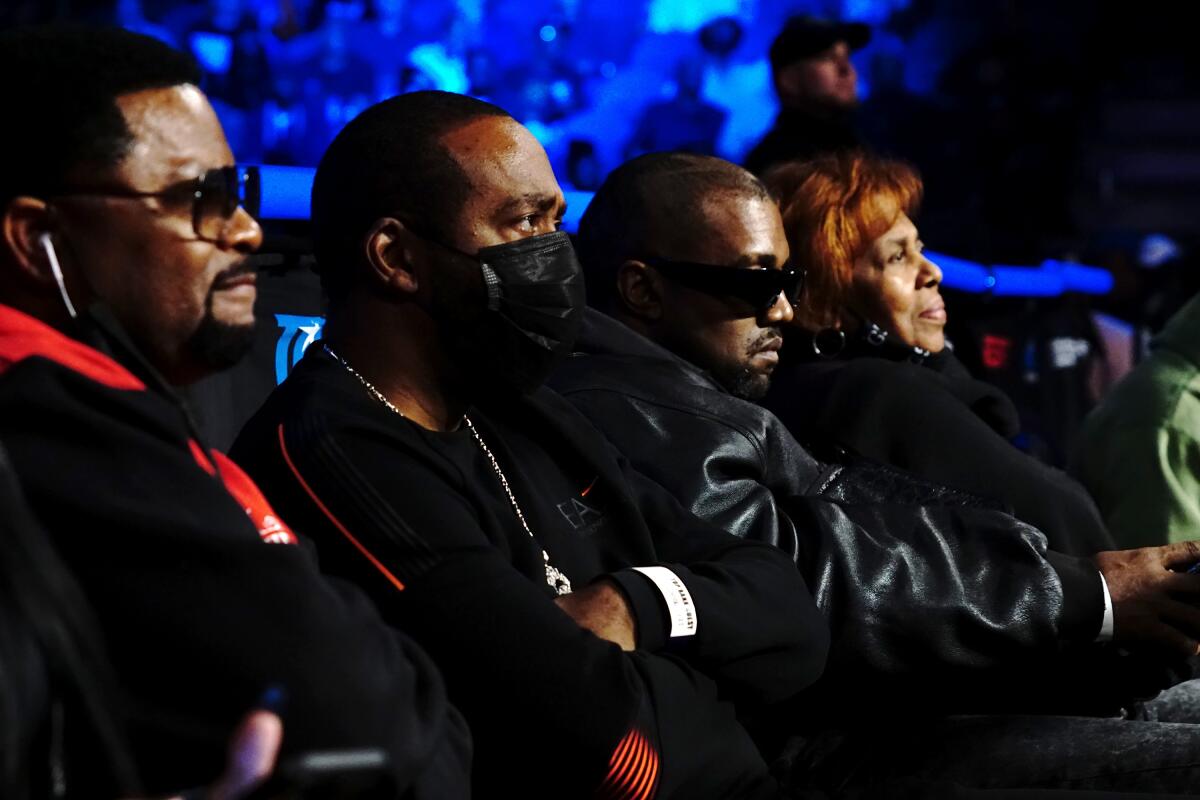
[
  {"xmin": 232, "ymin": 346, "xmax": 829, "ymax": 799},
  {"xmin": 0, "ymin": 304, "xmax": 471, "ymax": 797},
  {"xmin": 763, "ymin": 353, "xmax": 1115, "ymax": 557}
]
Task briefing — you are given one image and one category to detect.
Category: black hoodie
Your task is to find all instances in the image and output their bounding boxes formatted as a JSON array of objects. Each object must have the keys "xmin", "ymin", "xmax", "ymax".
[
  {"xmin": 0, "ymin": 303, "xmax": 471, "ymax": 797},
  {"xmin": 232, "ymin": 343, "xmax": 829, "ymax": 799}
]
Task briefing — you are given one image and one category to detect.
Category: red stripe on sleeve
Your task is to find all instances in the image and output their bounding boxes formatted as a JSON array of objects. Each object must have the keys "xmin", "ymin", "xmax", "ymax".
[{"xmin": 277, "ymin": 423, "xmax": 406, "ymax": 592}]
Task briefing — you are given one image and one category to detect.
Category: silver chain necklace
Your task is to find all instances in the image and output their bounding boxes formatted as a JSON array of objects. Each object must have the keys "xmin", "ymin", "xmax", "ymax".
[{"xmin": 323, "ymin": 343, "xmax": 572, "ymax": 595}]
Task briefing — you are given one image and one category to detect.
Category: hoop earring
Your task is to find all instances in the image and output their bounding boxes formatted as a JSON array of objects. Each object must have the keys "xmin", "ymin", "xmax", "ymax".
[{"xmin": 811, "ymin": 328, "xmax": 845, "ymax": 359}]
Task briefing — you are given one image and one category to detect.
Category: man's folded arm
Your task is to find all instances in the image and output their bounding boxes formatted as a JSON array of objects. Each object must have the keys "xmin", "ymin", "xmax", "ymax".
[
  {"xmin": 781, "ymin": 495, "xmax": 1105, "ymax": 675},
  {"xmin": 558, "ymin": 373, "xmax": 1103, "ymax": 688},
  {"xmin": 614, "ymin": 459, "xmax": 829, "ymax": 705},
  {"xmin": 256, "ymin": 409, "xmax": 791, "ymax": 797}
]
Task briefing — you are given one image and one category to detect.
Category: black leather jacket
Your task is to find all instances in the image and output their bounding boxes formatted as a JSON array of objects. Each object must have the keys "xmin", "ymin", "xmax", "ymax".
[{"xmin": 551, "ymin": 310, "xmax": 1170, "ymax": 715}]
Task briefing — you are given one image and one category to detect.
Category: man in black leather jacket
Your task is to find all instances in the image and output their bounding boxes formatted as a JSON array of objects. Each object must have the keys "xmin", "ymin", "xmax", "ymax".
[{"xmin": 550, "ymin": 151, "xmax": 1200, "ymax": 795}]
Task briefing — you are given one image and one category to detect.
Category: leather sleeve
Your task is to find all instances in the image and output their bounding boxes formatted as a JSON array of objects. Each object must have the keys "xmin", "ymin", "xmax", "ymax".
[
  {"xmin": 782, "ymin": 496, "xmax": 1102, "ymax": 675},
  {"xmin": 559, "ymin": 385, "xmax": 1104, "ymax": 680}
]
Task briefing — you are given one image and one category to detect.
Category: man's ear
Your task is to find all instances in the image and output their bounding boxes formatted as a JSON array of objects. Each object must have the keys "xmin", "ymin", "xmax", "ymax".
[
  {"xmin": 616, "ymin": 260, "xmax": 664, "ymax": 322},
  {"xmin": 774, "ymin": 63, "xmax": 805, "ymax": 105},
  {"xmin": 1, "ymin": 196, "xmax": 57, "ymax": 285},
  {"xmin": 363, "ymin": 217, "xmax": 420, "ymax": 295}
]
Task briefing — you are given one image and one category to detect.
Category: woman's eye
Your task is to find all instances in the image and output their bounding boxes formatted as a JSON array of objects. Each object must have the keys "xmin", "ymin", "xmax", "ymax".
[{"xmin": 889, "ymin": 250, "xmax": 906, "ymax": 263}]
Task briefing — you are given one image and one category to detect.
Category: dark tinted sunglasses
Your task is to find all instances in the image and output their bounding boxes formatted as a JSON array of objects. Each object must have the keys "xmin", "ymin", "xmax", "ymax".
[
  {"xmin": 645, "ymin": 257, "xmax": 805, "ymax": 315},
  {"xmin": 54, "ymin": 166, "xmax": 258, "ymax": 242}
]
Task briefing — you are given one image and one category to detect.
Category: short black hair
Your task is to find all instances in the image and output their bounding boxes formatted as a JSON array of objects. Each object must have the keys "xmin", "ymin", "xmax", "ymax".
[
  {"xmin": 310, "ymin": 91, "xmax": 512, "ymax": 300},
  {"xmin": 575, "ymin": 152, "xmax": 771, "ymax": 313},
  {"xmin": 0, "ymin": 26, "xmax": 202, "ymax": 206}
]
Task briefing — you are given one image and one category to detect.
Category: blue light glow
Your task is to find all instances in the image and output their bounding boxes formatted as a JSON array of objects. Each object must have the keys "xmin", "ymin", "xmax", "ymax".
[
  {"xmin": 926, "ymin": 250, "xmax": 990, "ymax": 293},
  {"xmin": 189, "ymin": 31, "xmax": 232, "ymax": 75},
  {"xmin": 988, "ymin": 266, "xmax": 1064, "ymax": 298},
  {"xmin": 253, "ymin": 165, "xmax": 315, "ymax": 221},
  {"xmin": 1041, "ymin": 260, "xmax": 1115, "ymax": 295},
  {"xmin": 540, "ymin": 25, "xmax": 557, "ymax": 42},
  {"xmin": 924, "ymin": 251, "xmax": 1111, "ymax": 297},
  {"xmin": 562, "ymin": 191, "xmax": 592, "ymax": 233}
]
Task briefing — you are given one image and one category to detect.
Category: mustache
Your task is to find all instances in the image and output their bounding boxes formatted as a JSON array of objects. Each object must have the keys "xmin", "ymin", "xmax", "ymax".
[
  {"xmin": 748, "ymin": 328, "xmax": 784, "ymax": 355},
  {"xmin": 209, "ymin": 260, "xmax": 259, "ymax": 292},
  {"xmin": 219, "ymin": 260, "xmax": 257, "ymax": 280}
]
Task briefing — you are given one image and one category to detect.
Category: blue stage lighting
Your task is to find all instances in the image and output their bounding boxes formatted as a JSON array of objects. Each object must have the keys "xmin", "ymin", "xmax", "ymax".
[
  {"xmin": 189, "ymin": 31, "xmax": 232, "ymax": 75},
  {"xmin": 926, "ymin": 250, "xmax": 990, "ymax": 293},
  {"xmin": 988, "ymin": 265, "xmax": 1065, "ymax": 297},
  {"xmin": 1041, "ymin": 259, "xmax": 1115, "ymax": 295},
  {"xmin": 252, "ymin": 165, "xmax": 315, "ymax": 221}
]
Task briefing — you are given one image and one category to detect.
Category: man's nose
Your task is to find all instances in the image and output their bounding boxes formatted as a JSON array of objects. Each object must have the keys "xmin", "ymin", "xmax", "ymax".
[
  {"xmin": 760, "ymin": 292, "xmax": 795, "ymax": 325},
  {"xmin": 223, "ymin": 205, "xmax": 264, "ymax": 253}
]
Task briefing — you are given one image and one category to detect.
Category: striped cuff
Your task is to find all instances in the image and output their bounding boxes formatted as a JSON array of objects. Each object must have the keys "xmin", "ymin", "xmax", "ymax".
[{"xmin": 599, "ymin": 727, "xmax": 660, "ymax": 800}]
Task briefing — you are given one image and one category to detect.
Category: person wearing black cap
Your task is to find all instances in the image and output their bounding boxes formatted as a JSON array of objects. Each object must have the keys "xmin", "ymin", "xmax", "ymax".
[{"xmin": 744, "ymin": 15, "xmax": 871, "ymax": 176}]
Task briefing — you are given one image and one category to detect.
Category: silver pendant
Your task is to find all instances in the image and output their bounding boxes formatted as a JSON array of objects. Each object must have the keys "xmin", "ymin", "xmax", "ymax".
[{"xmin": 544, "ymin": 550, "xmax": 572, "ymax": 595}]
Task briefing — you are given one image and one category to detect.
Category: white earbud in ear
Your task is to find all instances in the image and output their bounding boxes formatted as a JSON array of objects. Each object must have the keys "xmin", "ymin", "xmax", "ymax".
[{"xmin": 39, "ymin": 232, "xmax": 78, "ymax": 320}]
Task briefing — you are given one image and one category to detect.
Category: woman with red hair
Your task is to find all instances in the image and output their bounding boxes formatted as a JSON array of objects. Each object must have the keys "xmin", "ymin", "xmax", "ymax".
[{"xmin": 762, "ymin": 151, "xmax": 1113, "ymax": 556}]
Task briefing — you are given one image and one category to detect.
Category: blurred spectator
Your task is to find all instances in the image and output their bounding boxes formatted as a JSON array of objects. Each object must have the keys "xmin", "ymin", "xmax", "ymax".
[
  {"xmin": 272, "ymin": 0, "xmax": 376, "ymax": 164},
  {"xmin": 1074, "ymin": 289, "xmax": 1200, "ymax": 548},
  {"xmin": 743, "ymin": 15, "xmax": 871, "ymax": 175},
  {"xmin": 347, "ymin": 0, "xmax": 425, "ymax": 100},
  {"xmin": 566, "ymin": 138, "xmax": 602, "ymax": 190},
  {"xmin": 183, "ymin": 0, "xmax": 276, "ymax": 160},
  {"xmin": 695, "ymin": 15, "xmax": 778, "ymax": 161},
  {"xmin": 625, "ymin": 56, "xmax": 726, "ymax": 158}
]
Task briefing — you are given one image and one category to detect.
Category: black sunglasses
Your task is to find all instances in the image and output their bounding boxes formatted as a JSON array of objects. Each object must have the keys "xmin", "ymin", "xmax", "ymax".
[
  {"xmin": 53, "ymin": 166, "xmax": 258, "ymax": 242},
  {"xmin": 645, "ymin": 257, "xmax": 805, "ymax": 315}
]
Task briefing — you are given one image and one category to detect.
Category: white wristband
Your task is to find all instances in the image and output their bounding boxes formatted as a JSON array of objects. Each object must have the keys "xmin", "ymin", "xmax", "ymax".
[
  {"xmin": 1097, "ymin": 572, "xmax": 1114, "ymax": 642},
  {"xmin": 631, "ymin": 566, "xmax": 698, "ymax": 638}
]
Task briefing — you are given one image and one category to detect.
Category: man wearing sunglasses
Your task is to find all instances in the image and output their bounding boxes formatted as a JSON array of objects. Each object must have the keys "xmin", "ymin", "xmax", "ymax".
[
  {"xmin": 0, "ymin": 27, "xmax": 468, "ymax": 795},
  {"xmin": 572, "ymin": 157, "xmax": 801, "ymax": 404},
  {"xmin": 638, "ymin": 256, "xmax": 805, "ymax": 399},
  {"xmin": 551, "ymin": 152, "xmax": 1200, "ymax": 795}
]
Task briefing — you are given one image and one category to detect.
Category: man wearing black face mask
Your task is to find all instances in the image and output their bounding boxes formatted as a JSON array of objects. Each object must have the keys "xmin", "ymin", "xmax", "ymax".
[{"xmin": 232, "ymin": 91, "xmax": 830, "ymax": 799}]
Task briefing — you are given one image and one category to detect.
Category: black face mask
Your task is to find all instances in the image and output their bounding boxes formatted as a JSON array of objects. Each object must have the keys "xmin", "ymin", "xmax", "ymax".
[{"xmin": 423, "ymin": 230, "xmax": 587, "ymax": 395}]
